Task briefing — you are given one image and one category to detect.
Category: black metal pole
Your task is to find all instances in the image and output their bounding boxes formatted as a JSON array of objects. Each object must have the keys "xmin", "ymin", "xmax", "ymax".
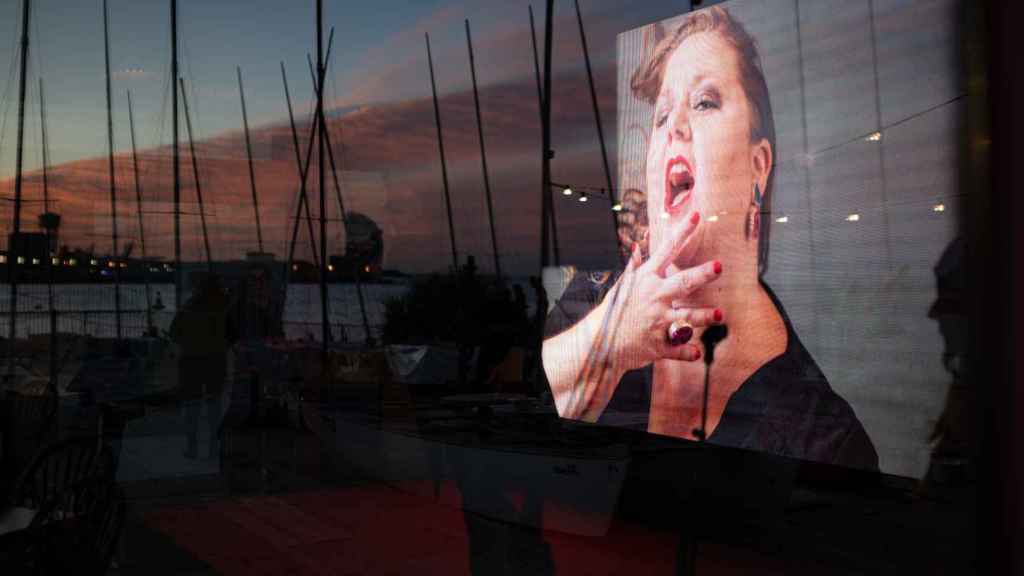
[
  {"xmin": 574, "ymin": 0, "xmax": 620, "ymax": 258},
  {"xmin": 425, "ymin": 33, "xmax": 459, "ymax": 275},
  {"xmin": 103, "ymin": 0, "xmax": 123, "ymax": 340},
  {"xmin": 171, "ymin": 0, "xmax": 182, "ymax": 309},
  {"xmin": 127, "ymin": 89, "xmax": 153, "ymax": 332},
  {"xmin": 296, "ymin": 55, "xmax": 323, "ymax": 273},
  {"xmin": 465, "ymin": 19, "xmax": 502, "ymax": 282},
  {"xmin": 237, "ymin": 66, "xmax": 265, "ymax": 254},
  {"xmin": 530, "ymin": 4, "xmax": 560, "ymax": 267},
  {"xmin": 178, "ymin": 78, "xmax": 214, "ymax": 272},
  {"xmin": 40, "ymin": 77, "xmax": 57, "ymax": 402},
  {"xmin": 7, "ymin": 0, "xmax": 30, "ymax": 376},
  {"xmin": 317, "ymin": 0, "xmax": 330, "ymax": 356},
  {"xmin": 280, "ymin": 62, "xmax": 321, "ymax": 276},
  {"xmin": 40, "ymin": 79, "xmax": 49, "ymax": 215},
  {"xmin": 281, "ymin": 62, "xmax": 319, "ymax": 283},
  {"xmin": 539, "ymin": 0, "xmax": 555, "ymax": 271},
  {"xmin": 306, "ymin": 60, "xmax": 372, "ymax": 346},
  {"xmin": 326, "ymin": 131, "xmax": 373, "ymax": 345}
]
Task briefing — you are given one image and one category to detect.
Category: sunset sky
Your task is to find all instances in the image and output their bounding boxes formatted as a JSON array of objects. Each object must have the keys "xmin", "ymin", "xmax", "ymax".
[{"xmin": 0, "ymin": 0, "xmax": 696, "ymax": 275}]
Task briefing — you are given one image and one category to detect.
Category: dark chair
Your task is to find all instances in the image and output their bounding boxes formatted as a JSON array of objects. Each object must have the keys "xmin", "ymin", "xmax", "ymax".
[
  {"xmin": 8, "ymin": 436, "xmax": 113, "ymax": 516},
  {"xmin": 0, "ymin": 390, "xmax": 58, "ymax": 503},
  {"xmin": 20, "ymin": 477, "xmax": 127, "ymax": 576}
]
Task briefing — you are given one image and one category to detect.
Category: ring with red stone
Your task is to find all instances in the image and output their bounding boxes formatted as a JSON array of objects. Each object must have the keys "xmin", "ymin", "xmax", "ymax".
[{"xmin": 667, "ymin": 322, "xmax": 693, "ymax": 346}]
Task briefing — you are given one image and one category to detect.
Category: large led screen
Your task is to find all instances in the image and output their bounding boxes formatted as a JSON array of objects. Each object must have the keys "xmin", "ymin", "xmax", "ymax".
[{"xmin": 542, "ymin": 0, "xmax": 962, "ymax": 477}]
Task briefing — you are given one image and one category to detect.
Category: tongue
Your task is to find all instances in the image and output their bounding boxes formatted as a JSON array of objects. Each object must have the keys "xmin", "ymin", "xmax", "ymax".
[{"xmin": 669, "ymin": 171, "xmax": 692, "ymax": 190}]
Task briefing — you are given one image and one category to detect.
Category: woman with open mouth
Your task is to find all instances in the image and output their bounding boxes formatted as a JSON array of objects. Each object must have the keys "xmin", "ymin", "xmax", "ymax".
[{"xmin": 541, "ymin": 6, "xmax": 877, "ymax": 470}]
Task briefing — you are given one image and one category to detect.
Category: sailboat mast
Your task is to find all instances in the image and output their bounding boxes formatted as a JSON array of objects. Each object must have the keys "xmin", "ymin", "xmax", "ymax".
[
  {"xmin": 7, "ymin": 0, "xmax": 31, "ymax": 371},
  {"xmin": 325, "ymin": 133, "xmax": 372, "ymax": 346},
  {"xmin": 539, "ymin": 0, "xmax": 555, "ymax": 271},
  {"xmin": 530, "ymin": 5, "xmax": 559, "ymax": 266},
  {"xmin": 103, "ymin": 0, "xmax": 123, "ymax": 340},
  {"xmin": 306, "ymin": 60, "xmax": 372, "ymax": 345},
  {"xmin": 171, "ymin": 0, "xmax": 182, "ymax": 307},
  {"xmin": 40, "ymin": 77, "xmax": 57, "ymax": 402},
  {"xmin": 236, "ymin": 66, "xmax": 264, "ymax": 254},
  {"xmin": 127, "ymin": 90, "xmax": 153, "ymax": 331},
  {"xmin": 316, "ymin": 0, "xmax": 330, "ymax": 354},
  {"xmin": 178, "ymin": 78, "xmax": 213, "ymax": 272},
  {"xmin": 40, "ymin": 79, "xmax": 49, "ymax": 213},
  {"xmin": 465, "ymin": 19, "xmax": 502, "ymax": 283},
  {"xmin": 425, "ymin": 33, "xmax": 459, "ymax": 275},
  {"xmin": 280, "ymin": 62, "xmax": 320, "ymax": 275},
  {"xmin": 573, "ymin": 0, "xmax": 619, "ymax": 256}
]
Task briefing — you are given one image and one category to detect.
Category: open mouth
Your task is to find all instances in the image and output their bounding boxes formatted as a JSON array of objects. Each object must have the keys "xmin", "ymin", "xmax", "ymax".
[{"xmin": 664, "ymin": 155, "xmax": 695, "ymax": 215}]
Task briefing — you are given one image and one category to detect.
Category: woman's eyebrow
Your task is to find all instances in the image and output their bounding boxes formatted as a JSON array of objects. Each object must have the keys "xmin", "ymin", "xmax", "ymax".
[{"xmin": 688, "ymin": 72, "xmax": 713, "ymax": 90}]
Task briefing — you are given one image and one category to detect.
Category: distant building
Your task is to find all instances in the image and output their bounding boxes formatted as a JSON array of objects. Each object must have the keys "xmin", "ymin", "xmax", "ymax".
[
  {"xmin": 7, "ymin": 232, "xmax": 51, "ymax": 264},
  {"xmin": 330, "ymin": 212, "xmax": 383, "ymax": 279}
]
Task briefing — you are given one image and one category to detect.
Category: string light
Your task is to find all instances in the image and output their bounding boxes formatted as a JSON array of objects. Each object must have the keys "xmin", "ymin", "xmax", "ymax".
[
  {"xmin": 866, "ymin": 132, "xmax": 882, "ymax": 142},
  {"xmin": 933, "ymin": 203, "xmax": 945, "ymax": 212},
  {"xmin": 611, "ymin": 203, "xmax": 623, "ymax": 212},
  {"xmin": 775, "ymin": 216, "xmax": 789, "ymax": 223},
  {"xmin": 563, "ymin": 186, "xmax": 573, "ymax": 196},
  {"xmin": 578, "ymin": 194, "xmax": 588, "ymax": 203},
  {"xmin": 846, "ymin": 213, "xmax": 860, "ymax": 222}
]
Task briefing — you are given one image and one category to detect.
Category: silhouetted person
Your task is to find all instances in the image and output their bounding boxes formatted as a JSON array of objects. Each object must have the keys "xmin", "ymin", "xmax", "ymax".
[
  {"xmin": 452, "ymin": 405, "xmax": 555, "ymax": 575},
  {"xmin": 924, "ymin": 237, "xmax": 973, "ymax": 484},
  {"xmin": 473, "ymin": 285, "xmax": 516, "ymax": 390},
  {"xmin": 526, "ymin": 276, "xmax": 549, "ymax": 393},
  {"xmin": 229, "ymin": 263, "xmax": 282, "ymax": 341},
  {"xmin": 170, "ymin": 274, "xmax": 231, "ymax": 460},
  {"xmin": 457, "ymin": 255, "xmax": 484, "ymax": 390}
]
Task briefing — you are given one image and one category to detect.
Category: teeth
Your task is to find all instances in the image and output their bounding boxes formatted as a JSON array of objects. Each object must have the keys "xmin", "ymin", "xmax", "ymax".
[
  {"xmin": 669, "ymin": 171, "xmax": 692, "ymax": 188},
  {"xmin": 670, "ymin": 163, "xmax": 685, "ymax": 175}
]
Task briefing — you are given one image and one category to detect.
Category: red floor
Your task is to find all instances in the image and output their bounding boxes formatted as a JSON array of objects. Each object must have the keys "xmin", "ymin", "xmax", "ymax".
[{"xmin": 143, "ymin": 482, "xmax": 795, "ymax": 575}]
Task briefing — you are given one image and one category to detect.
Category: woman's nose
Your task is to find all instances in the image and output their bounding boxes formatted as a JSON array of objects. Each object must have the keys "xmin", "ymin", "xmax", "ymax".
[{"xmin": 670, "ymin": 110, "xmax": 691, "ymax": 143}]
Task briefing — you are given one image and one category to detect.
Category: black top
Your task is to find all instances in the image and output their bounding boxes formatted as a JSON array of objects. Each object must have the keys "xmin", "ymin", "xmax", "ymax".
[{"xmin": 544, "ymin": 269, "xmax": 879, "ymax": 471}]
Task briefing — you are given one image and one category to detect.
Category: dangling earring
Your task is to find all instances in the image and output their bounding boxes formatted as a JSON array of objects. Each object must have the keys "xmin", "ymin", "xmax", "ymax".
[{"xmin": 745, "ymin": 183, "xmax": 762, "ymax": 240}]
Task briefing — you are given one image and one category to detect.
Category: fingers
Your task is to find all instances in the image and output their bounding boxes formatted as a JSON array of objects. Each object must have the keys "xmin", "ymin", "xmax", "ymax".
[
  {"xmin": 657, "ymin": 260, "xmax": 722, "ymax": 301},
  {"xmin": 630, "ymin": 242, "xmax": 643, "ymax": 269},
  {"xmin": 648, "ymin": 210, "xmax": 701, "ymax": 277},
  {"xmin": 658, "ymin": 343, "xmax": 702, "ymax": 362},
  {"xmin": 667, "ymin": 307, "xmax": 723, "ymax": 328}
]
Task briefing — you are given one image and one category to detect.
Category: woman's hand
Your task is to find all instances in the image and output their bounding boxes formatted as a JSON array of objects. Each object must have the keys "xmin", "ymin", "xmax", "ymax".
[
  {"xmin": 542, "ymin": 210, "xmax": 723, "ymax": 421},
  {"xmin": 605, "ymin": 211, "xmax": 723, "ymax": 375}
]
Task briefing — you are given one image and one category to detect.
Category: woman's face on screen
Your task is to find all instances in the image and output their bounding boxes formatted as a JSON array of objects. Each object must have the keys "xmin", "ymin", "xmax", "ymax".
[{"xmin": 646, "ymin": 31, "xmax": 759, "ymax": 270}]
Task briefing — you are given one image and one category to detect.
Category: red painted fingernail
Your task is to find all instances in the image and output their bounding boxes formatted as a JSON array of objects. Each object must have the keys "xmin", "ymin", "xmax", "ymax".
[
  {"xmin": 694, "ymin": 348, "xmax": 702, "ymax": 360},
  {"xmin": 690, "ymin": 211, "xmax": 701, "ymax": 225},
  {"xmin": 713, "ymin": 309, "xmax": 724, "ymax": 323},
  {"xmin": 713, "ymin": 261, "xmax": 722, "ymax": 275}
]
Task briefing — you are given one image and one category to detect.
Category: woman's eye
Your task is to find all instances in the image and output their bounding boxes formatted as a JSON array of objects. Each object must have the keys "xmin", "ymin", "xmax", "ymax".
[
  {"xmin": 694, "ymin": 97, "xmax": 719, "ymax": 111},
  {"xmin": 655, "ymin": 110, "xmax": 669, "ymax": 127}
]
